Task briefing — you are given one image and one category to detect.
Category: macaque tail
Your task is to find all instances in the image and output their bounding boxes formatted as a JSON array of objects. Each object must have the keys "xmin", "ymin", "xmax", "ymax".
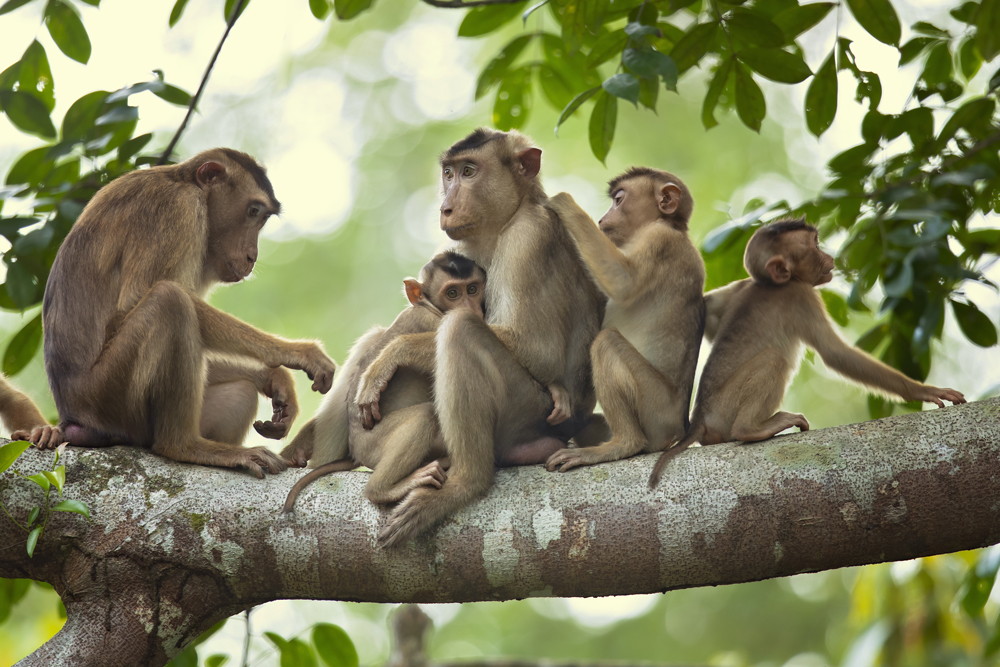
[
  {"xmin": 649, "ymin": 423, "xmax": 704, "ymax": 489},
  {"xmin": 283, "ymin": 458, "xmax": 357, "ymax": 513}
]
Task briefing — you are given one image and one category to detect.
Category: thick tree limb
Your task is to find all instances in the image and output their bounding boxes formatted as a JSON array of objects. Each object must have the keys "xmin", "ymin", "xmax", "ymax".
[{"xmin": 3, "ymin": 399, "xmax": 1000, "ymax": 667}]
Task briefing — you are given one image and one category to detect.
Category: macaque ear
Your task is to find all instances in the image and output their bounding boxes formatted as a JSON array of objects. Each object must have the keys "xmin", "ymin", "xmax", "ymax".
[
  {"xmin": 518, "ymin": 148, "xmax": 542, "ymax": 179},
  {"xmin": 658, "ymin": 183, "xmax": 682, "ymax": 216},
  {"xmin": 403, "ymin": 278, "xmax": 423, "ymax": 305},
  {"xmin": 196, "ymin": 161, "xmax": 226, "ymax": 187},
  {"xmin": 764, "ymin": 255, "xmax": 791, "ymax": 284}
]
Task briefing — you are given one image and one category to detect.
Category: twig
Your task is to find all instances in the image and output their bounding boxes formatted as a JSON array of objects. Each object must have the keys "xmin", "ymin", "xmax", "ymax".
[
  {"xmin": 420, "ymin": 0, "xmax": 524, "ymax": 7},
  {"xmin": 157, "ymin": 0, "xmax": 249, "ymax": 165},
  {"xmin": 240, "ymin": 607, "xmax": 253, "ymax": 667}
]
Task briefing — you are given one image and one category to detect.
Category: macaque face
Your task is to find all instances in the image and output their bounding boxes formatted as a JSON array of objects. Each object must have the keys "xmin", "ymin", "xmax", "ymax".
[
  {"xmin": 439, "ymin": 151, "xmax": 519, "ymax": 241},
  {"xmin": 201, "ymin": 162, "xmax": 277, "ymax": 283},
  {"xmin": 787, "ymin": 229, "xmax": 835, "ymax": 285},
  {"xmin": 434, "ymin": 273, "xmax": 486, "ymax": 319},
  {"xmin": 598, "ymin": 178, "xmax": 659, "ymax": 247}
]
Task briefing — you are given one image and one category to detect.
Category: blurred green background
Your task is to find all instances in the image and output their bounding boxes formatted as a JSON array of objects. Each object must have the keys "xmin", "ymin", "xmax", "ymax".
[{"xmin": 1, "ymin": 0, "xmax": 998, "ymax": 664}]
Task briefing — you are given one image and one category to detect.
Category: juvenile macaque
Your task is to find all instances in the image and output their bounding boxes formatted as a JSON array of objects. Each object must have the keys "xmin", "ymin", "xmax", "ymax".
[
  {"xmin": 2, "ymin": 376, "xmax": 58, "ymax": 446},
  {"xmin": 33, "ymin": 148, "xmax": 335, "ymax": 478},
  {"xmin": 649, "ymin": 218, "xmax": 966, "ymax": 487},
  {"xmin": 283, "ymin": 252, "xmax": 495, "ymax": 511},
  {"xmin": 544, "ymin": 167, "xmax": 705, "ymax": 472},
  {"xmin": 374, "ymin": 129, "xmax": 604, "ymax": 546}
]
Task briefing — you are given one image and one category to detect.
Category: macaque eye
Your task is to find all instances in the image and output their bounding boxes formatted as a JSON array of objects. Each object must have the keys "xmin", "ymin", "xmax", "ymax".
[
  {"xmin": 248, "ymin": 205, "xmax": 261, "ymax": 217},
  {"xmin": 462, "ymin": 165, "xmax": 476, "ymax": 177},
  {"xmin": 614, "ymin": 190, "xmax": 624, "ymax": 205},
  {"xmin": 467, "ymin": 284, "xmax": 478, "ymax": 295},
  {"xmin": 444, "ymin": 167, "xmax": 453, "ymax": 179},
  {"xmin": 446, "ymin": 288, "xmax": 459, "ymax": 299}
]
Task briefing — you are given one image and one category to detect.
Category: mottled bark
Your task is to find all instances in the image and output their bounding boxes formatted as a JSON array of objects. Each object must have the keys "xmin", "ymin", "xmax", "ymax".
[{"xmin": 3, "ymin": 398, "xmax": 1000, "ymax": 667}]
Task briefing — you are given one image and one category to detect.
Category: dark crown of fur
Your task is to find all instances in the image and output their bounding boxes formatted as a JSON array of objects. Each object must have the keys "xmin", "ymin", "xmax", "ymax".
[
  {"xmin": 441, "ymin": 128, "xmax": 503, "ymax": 162},
  {"xmin": 427, "ymin": 251, "xmax": 481, "ymax": 279},
  {"xmin": 754, "ymin": 217, "xmax": 813, "ymax": 240},
  {"xmin": 218, "ymin": 148, "xmax": 280, "ymax": 208},
  {"xmin": 607, "ymin": 166, "xmax": 664, "ymax": 197}
]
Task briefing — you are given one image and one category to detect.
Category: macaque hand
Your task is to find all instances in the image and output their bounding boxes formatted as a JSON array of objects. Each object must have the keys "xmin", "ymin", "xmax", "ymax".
[
  {"xmin": 255, "ymin": 369, "xmax": 299, "ymax": 440},
  {"xmin": 355, "ymin": 369, "xmax": 388, "ymax": 431},
  {"xmin": 546, "ymin": 192, "xmax": 586, "ymax": 223},
  {"xmin": 236, "ymin": 446, "xmax": 289, "ymax": 479},
  {"xmin": 914, "ymin": 385, "xmax": 967, "ymax": 408},
  {"xmin": 286, "ymin": 342, "xmax": 336, "ymax": 394},
  {"xmin": 11, "ymin": 424, "xmax": 66, "ymax": 450},
  {"xmin": 546, "ymin": 383, "xmax": 572, "ymax": 425}
]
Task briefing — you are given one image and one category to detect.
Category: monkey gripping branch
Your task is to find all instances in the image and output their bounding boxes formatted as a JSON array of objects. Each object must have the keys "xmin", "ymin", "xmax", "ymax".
[{"xmin": 2, "ymin": 398, "xmax": 1000, "ymax": 667}]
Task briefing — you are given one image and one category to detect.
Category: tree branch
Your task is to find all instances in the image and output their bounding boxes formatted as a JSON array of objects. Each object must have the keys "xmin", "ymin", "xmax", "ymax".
[
  {"xmin": 157, "ymin": 0, "xmax": 249, "ymax": 165},
  {"xmin": 4, "ymin": 399, "xmax": 1000, "ymax": 667},
  {"xmin": 419, "ymin": 0, "xmax": 526, "ymax": 8}
]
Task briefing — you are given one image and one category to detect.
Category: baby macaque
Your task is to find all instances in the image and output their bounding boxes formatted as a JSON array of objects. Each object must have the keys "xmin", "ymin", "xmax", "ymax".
[
  {"xmin": 649, "ymin": 218, "xmax": 966, "ymax": 487},
  {"xmin": 287, "ymin": 252, "xmax": 558, "ymax": 511},
  {"xmin": 544, "ymin": 167, "xmax": 705, "ymax": 472}
]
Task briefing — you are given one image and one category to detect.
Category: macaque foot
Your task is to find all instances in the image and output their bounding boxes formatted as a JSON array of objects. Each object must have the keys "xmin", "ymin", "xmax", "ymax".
[
  {"xmin": 11, "ymin": 424, "xmax": 66, "ymax": 450},
  {"xmin": 233, "ymin": 446, "xmax": 289, "ymax": 479},
  {"xmin": 371, "ymin": 461, "xmax": 449, "ymax": 506},
  {"xmin": 378, "ymin": 488, "xmax": 436, "ymax": 548},
  {"xmin": 279, "ymin": 440, "xmax": 311, "ymax": 468},
  {"xmin": 545, "ymin": 383, "xmax": 571, "ymax": 425},
  {"xmin": 545, "ymin": 448, "xmax": 589, "ymax": 472}
]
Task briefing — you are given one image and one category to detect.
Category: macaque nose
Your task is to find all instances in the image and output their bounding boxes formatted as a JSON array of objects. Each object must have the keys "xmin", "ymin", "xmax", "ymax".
[
  {"xmin": 247, "ymin": 252, "xmax": 257, "ymax": 267},
  {"xmin": 441, "ymin": 206, "xmax": 453, "ymax": 217}
]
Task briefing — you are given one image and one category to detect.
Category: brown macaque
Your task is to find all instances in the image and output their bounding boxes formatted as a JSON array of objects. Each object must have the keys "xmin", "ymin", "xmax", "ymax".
[
  {"xmin": 282, "ymin": 252, "xmax": 492, "ymax": 511},
  {"xmin": 2, "ymin": 376, "xmax": 58, "ymax": 446},
  {"xmin": 27, "ymin": 148, "xmax": 335, "ymax": 478},
  {"xmin": 649, "ymin": 218, "xmax": 966, "ymax": 487},
  {"xmin": 543, "ymin": 167, "xmax": 705, "ymax": 472},
  {"xmin": 373, "ymin": 128, "xmax": 604, "ymax": 547}
]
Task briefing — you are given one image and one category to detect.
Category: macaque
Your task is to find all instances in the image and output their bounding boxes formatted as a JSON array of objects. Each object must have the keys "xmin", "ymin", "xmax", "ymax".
[
  {"xmin": 27, "ymin": 148, "xmax": 336, "ymax": 478},
  {"xmin": 1, "ymin": 376, "xmax": 58, "ymax": 446},
  {"xmin": 543, "ymin": 167, "xmax": 705, "ymax": 472},
  {"xmin": 283, "ymin": 252, "xmax": 495, "ymax": 511},
  {"xmin": 649, "ymin": 218, "xmax": 966, "ymax": 487},
  {"xmin": 374, "ymin": 128, "xmax": 604, "ymax": 547}
]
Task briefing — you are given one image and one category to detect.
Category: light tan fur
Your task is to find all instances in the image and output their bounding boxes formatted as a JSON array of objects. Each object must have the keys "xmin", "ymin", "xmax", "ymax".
[
  {"xmin": 544, "ymin": 168, "xmax": 705, "ymax": 472},
  {"xmin": 376, "ymin": 128, "xmax": 604, "ymax": 547},
  {"xmin": 33, "ymin": 148, "xmax": 336, "ymax": 478},
  {"xmin": 282, "ymin": 252, "xmax": 487, "ymax": 512},
  {"xmin": 649, "ymin": 220, "xmax": 965, "ymax": 487},
  {"xmin": 2, "ymin": 376, "xmax": 57, "ymax": 446}
]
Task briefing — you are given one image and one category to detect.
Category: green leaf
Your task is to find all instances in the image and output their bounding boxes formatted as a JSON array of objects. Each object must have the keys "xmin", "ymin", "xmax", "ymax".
[
  {"xmin": 951, "ymin": 0, "xmax": 979, "ymax": 23},
  {"xmin": 281, "ymin": 638, "xmax": 316, "ymax": 667},
  {"xmin": 0, "ymin": 440, "xmax": 31, "ymax": 474},
  {"xmin": 959, "ymin": 37, "xmax": 982, "ymax": 80},
  {"xmin": 265, "ymin": 632, "xmax": 289, "ymax": 651},
  {"xmin": 623, "ymin": 48, "xmax": 661, "ymax": 78},
  {"xmin": 771, "ymin": 3, "xmax": 834, "ymax": 40},
  {"xmin": 820, "ymin": 289, "xmax": 849, "ymax": 326},
  {"xmin": 3, "ymin": 313, "xmax": 42, "ymax": 376},
  {"xmin": 118, "ymin": 133, "xmax": 153, "ymax": 162},
  {"xmin": 309, "ymin": 0, "xmax": 330, "ymax": 19},
  {"xmin": 27, "ymin": 506, "xmax": 40, "ymax": 527},
  {"xmin": 96, "ymin": 105, "xmax": 138, "ymax": 125},
  {"xmin": 333, "ymin": 0, "xmax": 372, "ymax": 20},
  {"xmin": 19, "ymin": 41, "xmax": 54, "ymax": 113},
  {"xmin": 844, "ymin": 0, "xmax": 901, "ymax": 46},
  {"xmin": 898, "ymin": 37, "xmax": 935, "ymax": 66},
  {"xmin": 936, "ymin": 97, "xmax": 995, "ymax": 147},
  {"xmin": 52, "ymin": 499, "xmax": 90, "ymax": 520},
  {"xmin": 459, "ymin": 1, "xmax": 524, "ymax": 37},
  {"xmin": 313, "ymin": 624, "xmax": 359, "ymax": 667},
  {"xmin": 61, "ymin": 90, "xmax": 107, "ymax": 140},
  {"xmin": 168, "ymin": 0, "xmax": 190, "ymax": 26},
  {"xmin": 734, "ymin": 63, "xmax": 765, "ymax": 132},
  {"xmin": 0, "ymin": 91, "xmax": 56, "ymax": 138},
  {"xmin": 805, "ymin": 50, "xmax": 837, "ymax": 136},
  {"xmin": 0, "ymin": 0, "xmax": 35, "ymax": 15},
  {"xmin": 5, "ymin": 262, "xmax": 38, "ymax": 308},
  {"xmin": 738, "ymin": 47, "xmax": 811, "ymax": 83},
  {"xmin": 883, "ymin": 260, "xmax": 913, "ymax": 297},
  {"xmin": 638, "ymin": 76, "xmax": 658, "ymax": 109},
  {"xmin": 725, "ymin": 10, "xmax": 785, "ymax": 47},
  {"xmin": 475, "ymin": 34, "xmax": 533, "ymax": 100},
  {"xmin": 43, "ymin": 469, "xmax": 63, "ymax": 496},
  {"xmin": 538, "ymin": 64, "xmax": 574, "ymax": 110},
  {"xmin": 152, "ymin": 83, "xmax": 192, "ymax": 107},
  {"xmin": 586, "ymin": 29, "xmax": 627, "ymax": 67},
  {"xmin": 588, "ymin": 90, "xmax": 616, "ymax": 163},
  {"xmin": 977, "ymin": 0, "xmax": 1000, "ymax": 60},
  {"xmin": 166, "ymin": 646, "xmax": 197, "ymax": 667},
  {"xmin": 26, "ymin": 526, "xmax": 41, "ymax": 557},
  {"xmin": 602, "ymin": 72, "xmax": 640, "ymax": 105},
  {"xmin": 555, "ymin": 85, "xmax": 599, "ymax": 132},
  {"xmin": 205, "ymin": 656, "xmax": 229, "ymax": 667},
  {"xmin": 223, "ymin": 0, "xmax": 251, "ymax": 21},
  {"xmin": 5, "ymin": 148, "xmax": 51, "ymax": 186},
  {"xmin": 952, "ymin": 300, "xmax": 998, "ymax": 347},
  {"xmin": 702, "ymin": 58, "xmax": 733, "ymax": 129},
  {"xmin": 522, "ymin": 0, "xmax": 548, "ymax": 24},
  {"xmin": 670, "ymin": 21, "xmax": 718, "ymax": 73},
  {"xmin": 26, "ymin": 472, "xmax": 49, "ymax": 491},
  {"xmin": 492, "ymin": 66, "xmax": 532, "ymax": 130},
  {"xmin": 45, "ymin": 0, "xmax": 92, "ymax": 64},
  {"xmin": 856, "ymin": 322, "xmax": 889, "ymax": 352}
]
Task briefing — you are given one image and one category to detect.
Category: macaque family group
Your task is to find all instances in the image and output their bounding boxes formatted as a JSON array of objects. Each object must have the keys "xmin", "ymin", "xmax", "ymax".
[{"xmin": 4, "ymin": 131, "xmax": 966, "ymax": 547}]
